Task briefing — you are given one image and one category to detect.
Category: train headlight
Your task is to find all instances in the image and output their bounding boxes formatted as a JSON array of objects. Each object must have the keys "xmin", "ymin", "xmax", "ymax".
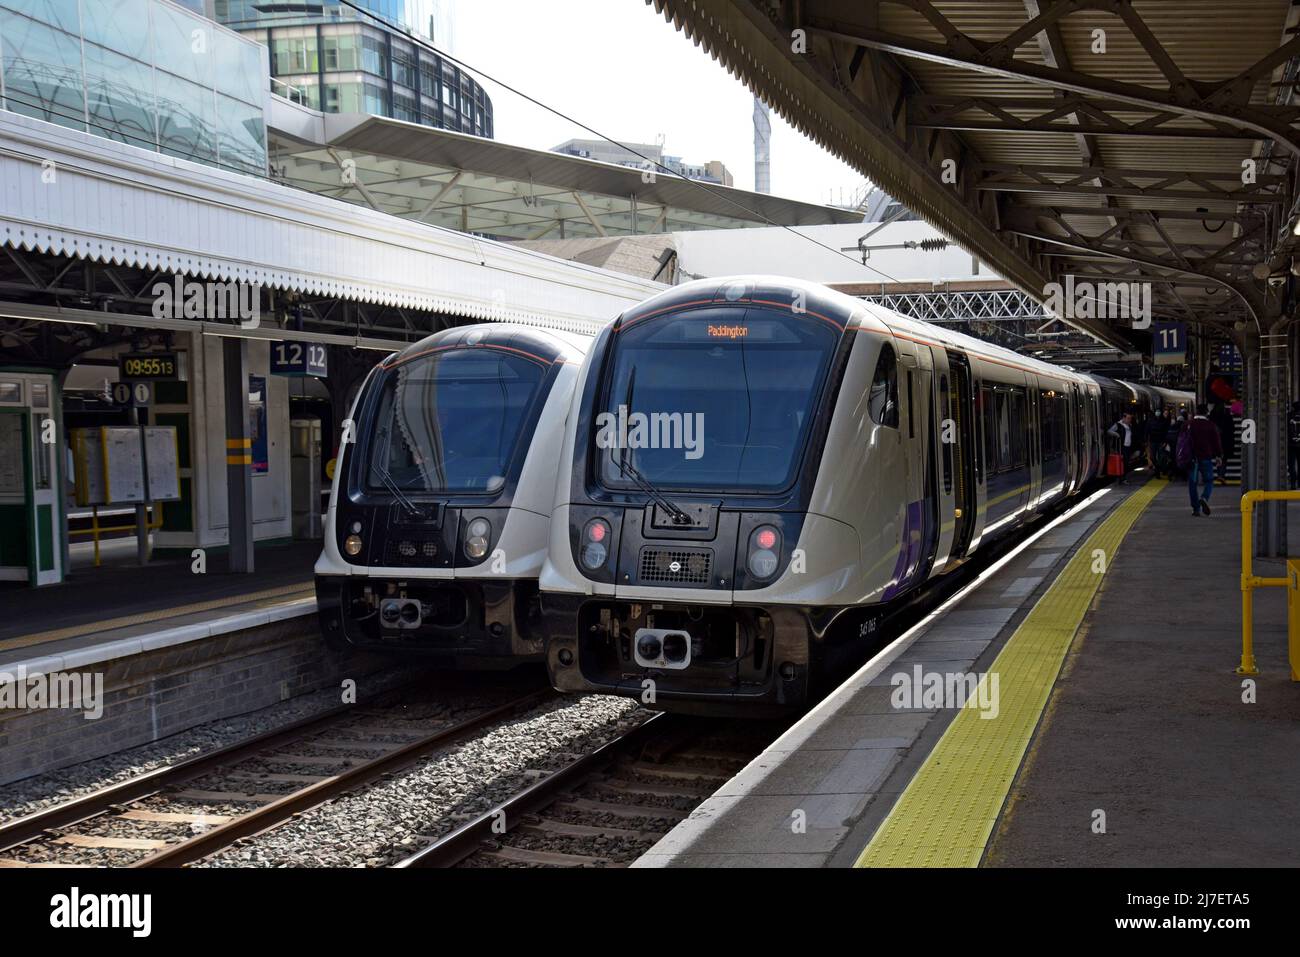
[
  {"xmin": 580, "ymin": 518, "xmax": 611, "ymax": 570},
  {"xmin": 747, "ymin": 525, "xmax": 781, "ymax": 580},
  {"xmin": 464, "ymin": 517, "xmax": 491, "ymax": 560},
  {"xmin": 344, "ymin": 534, "xmax": 363, "ymax": 556}
]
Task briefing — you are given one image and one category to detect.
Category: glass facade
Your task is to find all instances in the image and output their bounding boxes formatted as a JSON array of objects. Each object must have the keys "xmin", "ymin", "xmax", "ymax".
[
  {"xmin": 215, "ymin": 0, "xmax": 493, "ymax": 138},
  {"xmin": 218, "ymin": 1, "xmax": 440, "ymax": 41},
  {"xmin": 0, "ymin": 0, "xmax": 268, "ymax": 174}
]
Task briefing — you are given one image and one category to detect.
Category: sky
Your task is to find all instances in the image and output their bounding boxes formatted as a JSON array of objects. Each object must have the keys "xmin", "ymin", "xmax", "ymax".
[{"xmin": 453, "ymin": 0, "xmax": 866, "ymax": 207}]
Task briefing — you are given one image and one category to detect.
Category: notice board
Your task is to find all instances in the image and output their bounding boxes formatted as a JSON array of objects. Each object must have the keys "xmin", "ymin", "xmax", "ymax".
[{"xmin": 71, "ymin": 426, "xmax": 181, "ymax": 506}]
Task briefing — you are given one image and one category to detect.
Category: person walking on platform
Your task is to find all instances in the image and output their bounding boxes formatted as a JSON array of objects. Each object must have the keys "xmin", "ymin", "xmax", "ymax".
[
  {"xmin": 1289, "ymin": 400, "xmax": 1300, "ymax": 489},
  {"xmin": 1209, "ymin": 400, "xmax": 1235, "ymax": 483},
  {"xmin": 1171, "ymin": 410, "xmax": 1189, "ymax": 477},
  {"xmin": 1186, "ymin": 404, "xmax": 1223, "ymax": 516},
  {"xmin": 1148, "ymin": 409, "xmax": 1170, "ymax": 478}
]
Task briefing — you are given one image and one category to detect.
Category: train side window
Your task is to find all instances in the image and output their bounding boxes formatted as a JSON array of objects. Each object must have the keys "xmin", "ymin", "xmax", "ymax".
[
  {"xmin": 906, "ymin": 371, "xmax": 915, "ymax": 438},
  {"xmin": 981, "ymin": 386, "xmax": 998, "ymax": 473},
  {"xmin": 868, "ymin": 342, "xmax": 899, "ymax": 428},
  {"xmin": 1052, "ymin": 394, "xmax": 1067, "ymax": 459},
  {"xmin": 1039, "ymin": 392, "xmax": 1053, "ymax": 460},
  {"xmin": 995, "ymin": 390, "xmax": 1011, "ymax": 469},
  {"xmin": 1045, "ymin": 392, "xmax": 1055, "ymax": 460},
  {"xmin": 1010, "ymin": 390, "xmax": 1027, "ymax": 468}
]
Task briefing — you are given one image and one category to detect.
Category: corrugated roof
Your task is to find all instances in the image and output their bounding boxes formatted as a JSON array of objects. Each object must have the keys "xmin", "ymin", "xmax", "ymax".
[{"xmin": 650, "ymin": 0, "xmax": 1300, "ymax": 342}]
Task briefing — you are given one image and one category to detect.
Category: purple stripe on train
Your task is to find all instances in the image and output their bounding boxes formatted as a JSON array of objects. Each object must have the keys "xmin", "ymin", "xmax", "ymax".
[{"xmin": 882, "ymin": 499, "xmax": 926, "ymax": 602}]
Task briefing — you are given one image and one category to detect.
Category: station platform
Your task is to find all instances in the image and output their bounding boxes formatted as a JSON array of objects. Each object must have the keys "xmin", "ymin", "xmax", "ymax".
[
  {"xmin": 0, "ymin": 541, "xmax": 318, "ymax": 672},
  {"xmin": 636, "ymin": 480, "xmax": 1299, "ymax": 868},
  {"xmin": 0, "ymin": 541, "xmax": 335, "ymax": 785}
]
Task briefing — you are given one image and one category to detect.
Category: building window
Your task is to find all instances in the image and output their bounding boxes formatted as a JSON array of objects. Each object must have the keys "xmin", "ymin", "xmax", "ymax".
[
  {"xmin": 363, "ymin": 79, "xmax": 388, "ymax": 116},
  {"xmin": 322, "ymin": 31, "xmax": 359, "ymax": 72},
  {"xmin": 392, "ymin": 91, "xmax": 419, "ymax": 123},
  {"xmin": 360, "ymin": 31, "xmax": 387, "ymax": 78},
  {"xmin": 271, "ymin": 34, "xmax": 319, "ymax": 76},
  {"xmin": 391, "ymin": 39, "xmax": 416, "ymax": 89}
]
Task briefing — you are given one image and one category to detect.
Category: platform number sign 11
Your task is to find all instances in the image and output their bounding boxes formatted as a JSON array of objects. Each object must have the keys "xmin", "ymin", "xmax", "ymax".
[
  {"xmin": 1152, "ymin": 321, "xmax": 1186, "ymax": 366},
  {"xmin": 271, "ymin": 341, "xmax": 328, "ymax": 378}
]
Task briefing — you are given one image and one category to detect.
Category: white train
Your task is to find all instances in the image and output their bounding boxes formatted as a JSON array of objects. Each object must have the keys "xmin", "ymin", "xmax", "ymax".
[
  {"xmin": 315, "ymin": 323, "xmax": 589, "ymax": 666},
  {"xmin": 539, "ymin": 276, "xmax": 1189, "ymax": 712}
]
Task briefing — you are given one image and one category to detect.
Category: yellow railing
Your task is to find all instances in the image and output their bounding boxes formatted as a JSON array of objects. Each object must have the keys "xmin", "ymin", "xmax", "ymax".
[
  {"xmin": 1237, "ymin": 490, "xmax": 1300, "ymax": 680},
  {"xmin": 67, "ymin": 505, "xmax": 163, "ymax": 567}
]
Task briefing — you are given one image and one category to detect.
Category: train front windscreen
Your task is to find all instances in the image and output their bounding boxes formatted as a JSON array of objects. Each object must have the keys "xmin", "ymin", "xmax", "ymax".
[
  {"xmin": 597, "ymin": 308, "xmax": 839, "ymax": 493},
  {"xmin": 364, "ymin": 349, "xmax": 546, "ymax": 495}
]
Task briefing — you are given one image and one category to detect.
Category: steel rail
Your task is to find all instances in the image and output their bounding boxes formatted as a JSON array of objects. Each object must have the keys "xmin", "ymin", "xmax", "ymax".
[
  {"xmin": 133, "ymin": 689, "xmax": 554, "ymax": 867},
  {"xmin": 0, "ymin": 700, "xmax": 363, "ymax": 851},
  {"xmin": 394, "ymin": 711, "xmax": 670, "ymax": 868}
]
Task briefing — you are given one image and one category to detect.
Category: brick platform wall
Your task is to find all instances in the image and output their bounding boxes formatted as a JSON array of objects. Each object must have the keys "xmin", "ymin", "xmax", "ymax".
[{"xmin": 0, "ymin": 618, "xmax": 388, "ymax": 786}]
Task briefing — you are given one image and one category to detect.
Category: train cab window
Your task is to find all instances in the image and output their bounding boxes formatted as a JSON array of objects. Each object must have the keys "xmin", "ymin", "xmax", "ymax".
[
  {"xmin": 868, "ymin": 342, "xmax": 899, "ymax": 428},
  {"xmin": 364, "ymin": 350, "xmax": 547, "ymax": 494},
  {"xmin": 598, "ymin": 307, "xmax": 840, "ymax": 492}
]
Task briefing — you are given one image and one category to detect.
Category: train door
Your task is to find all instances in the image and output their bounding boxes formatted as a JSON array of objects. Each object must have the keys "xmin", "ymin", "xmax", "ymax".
[
  {"xmin": 968, "ymin": 366, "xmax": 988, "ymax": 554},
  {"xmin": 1074, "ymin": 384, "xmax": 1087, "ymax": 490},
  {"xmin": 901, "ymin": 344, "xmax": 937, "ymax": 585},
  {"xmin": 945, "ymin": 351, "xmax": 977, "ymax": 562},
  {"xmin": 1090, "ymin": 388, "xmax": 1103, "ymax": 479},
  {"xmin": 1027, "ymin": 383, "xmax": 1043, "ymax": 512}
]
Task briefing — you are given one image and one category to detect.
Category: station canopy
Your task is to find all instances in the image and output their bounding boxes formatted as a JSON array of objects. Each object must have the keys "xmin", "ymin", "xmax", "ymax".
[
  {"xmin": 268, "ymin": 109, "xmax": 861, "ymax": 241},
  {"xmin": 648, "ymin": 0, "xmax": 1300, "ymax": 352}
]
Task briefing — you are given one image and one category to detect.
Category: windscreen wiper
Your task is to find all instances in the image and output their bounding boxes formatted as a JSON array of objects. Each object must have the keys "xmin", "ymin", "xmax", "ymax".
[
  {"xmin": 375, "ymin": 464, "xmax": 421, "ymax": 519},
  {"xmin": 618, "ymin": 453, "xmax": 694, "ymax": 526},
  {"xmin": 619, "ymin": 365, "xmax": 693, "ymax": 526}
]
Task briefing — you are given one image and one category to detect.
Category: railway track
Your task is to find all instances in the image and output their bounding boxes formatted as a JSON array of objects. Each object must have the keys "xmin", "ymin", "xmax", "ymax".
[
  {"xmin": 396, "ymin": 713, "xmax": 784, "ymax": 868},
  {"xmin": 0, "ymin": 683, "xmax": 553, "ymax": 868}
]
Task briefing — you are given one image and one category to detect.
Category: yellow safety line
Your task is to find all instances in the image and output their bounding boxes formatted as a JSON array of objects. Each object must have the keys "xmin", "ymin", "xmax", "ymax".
[
  {"xmin": 855, "ymin": 479, "xmax": 1166, "ymax": 868},
  {"xmin": 0, "ymin": 582, "xmax": 314, "ymax": 654}
]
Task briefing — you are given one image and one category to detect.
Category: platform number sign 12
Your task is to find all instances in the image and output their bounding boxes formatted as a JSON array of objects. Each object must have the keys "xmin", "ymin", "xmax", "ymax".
[
  {"xmin": 271, "ymin": 341, "xmax": 328, "ymax": 378},
  {"xmin": 1152, "ymin": 321, "xmax": 1186, "ymax": 366}
]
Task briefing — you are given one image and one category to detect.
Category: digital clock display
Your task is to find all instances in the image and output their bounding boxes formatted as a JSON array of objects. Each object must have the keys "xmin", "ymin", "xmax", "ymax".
[{"xmin": 119, "ymin": 353, "xmax": 178, "ymax": 380}]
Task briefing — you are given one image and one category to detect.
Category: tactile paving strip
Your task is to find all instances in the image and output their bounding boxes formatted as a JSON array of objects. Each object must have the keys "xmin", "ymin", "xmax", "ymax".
[{"xmin": 855, "ymin": 480, "xmax": 1165, "ymax": 868}]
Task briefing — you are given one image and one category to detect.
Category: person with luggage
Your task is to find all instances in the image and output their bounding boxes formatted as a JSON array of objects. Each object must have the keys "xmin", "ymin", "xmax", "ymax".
[{"xmin": 1107, "ymin": 412, "xmax": 1135, "ymax": 483}]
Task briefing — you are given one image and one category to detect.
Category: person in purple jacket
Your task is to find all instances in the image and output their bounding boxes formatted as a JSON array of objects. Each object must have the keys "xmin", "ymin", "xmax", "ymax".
[{"xmin": 1185, "ymin": 404, "xmax": 1223, "ymax": 516}]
